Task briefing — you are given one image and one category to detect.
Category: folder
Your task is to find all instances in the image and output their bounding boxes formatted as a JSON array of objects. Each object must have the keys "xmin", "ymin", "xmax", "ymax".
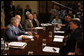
[
  {"xmin": 53, "ymin": 38, "xmax": 63, "ymax": 42},
  {"xmin": 42, "ymin": 46, "xmax": 60, "ymax": 53},
  {"xmin": 35, "ymin": 27, "xmax": 43, "ymax": 29},
  {"xmin": 54, "ymin": 31, "xmax": 64, "ymax": 33},
  {"xmin": 54, "ymin": 35, "xmax": 64, "ymax": 38},
  {"xmin": 8, "ymin": 42, "xmax": 27, "ymax": 49}
]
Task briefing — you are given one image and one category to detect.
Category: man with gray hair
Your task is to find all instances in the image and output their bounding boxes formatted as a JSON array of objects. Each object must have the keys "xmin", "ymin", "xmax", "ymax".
[
  {"xmin": 4, "ymin": 17, "xmax": 32, "ymax": 41},
  {"xmin": 15, "ymin": 15, "xmax": 24, "ymax": 31}
]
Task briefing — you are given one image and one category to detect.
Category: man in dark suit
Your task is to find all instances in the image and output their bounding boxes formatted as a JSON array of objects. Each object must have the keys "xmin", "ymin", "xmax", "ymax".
[
  {"xmin": 61, "ymin": 20, "xmax": 82, "ymax": 55},
  {"xmin": 4, "ymin": 1, "xmax": 15, "ymax": 26},
  {"xmin": 16, "ymin": 5, "xmax": 23, "ymax": 18},
  {"xmin": 15, "ymin": 15, "xmax": 24, "ymax": 31},
  {"xmin": 4, "ymin": 17, "xmax": 32, "ymax": 42},
  {"xmin": 24, "ymin": 14, "xmax": 34, "ymax": 31},
  {"xmin": 24, "ymin": 4, "xmax": 32, "ymax": 20},
  {"xmin": 65, "ymin": 14, "xmax": 72, "ymax": 35},
  {"xmin": 32, "ymin": 12, "xmax": 40, "ymax": 27}
]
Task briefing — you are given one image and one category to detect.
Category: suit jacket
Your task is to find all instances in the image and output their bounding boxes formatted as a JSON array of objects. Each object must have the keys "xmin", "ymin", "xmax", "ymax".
[
  {"xmin": 66, "ymin": 27, "xmax": 81, "ymax": 52},
  {"xmin": 32, "ymin": 19, "xmax": 40, "ymax": 27},
  {"xmin": 65, "ymin": 21, "xmax": 71, "ymax": 35},
  {"xmin": 24, "ymin": 19, "xmax": 33, "ymax": 31},
  {"xmin": 60, "ymin": 27, "xmax": 82, "ymax": 55},
  {"xmin": 18, "ymin": 23, "xmax": 25, "ymax": 31},
  {"xmin": 4, "ymin": 24, "xmax": 26, "ymax": 41}
]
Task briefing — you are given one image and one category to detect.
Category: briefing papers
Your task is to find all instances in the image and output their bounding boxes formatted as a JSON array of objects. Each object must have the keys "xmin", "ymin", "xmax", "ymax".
[
  {"xmin": 54, "ymin": 31, "xmax": 64, "ymax": 33},
  {"xmin": 41, "ymin": 23, "xmax": 52, "ymax": 26},
  {"xmin": 54, "ymin": 35, "xmax": 64, "ymax": 38},
  {"xmin": 35, "ymin": 27, "xmax": 43, "ymax": 29},
  {"xmin": 42, "ymin": 46, "xmax": 60, "ymax": 53},
  {"xmin": 53, "ymin": 35, "xmax": 64, "ymax": 42},
  {"xmin": 8, "ymin": 42, "xmax": 27, "ymax": 49}
]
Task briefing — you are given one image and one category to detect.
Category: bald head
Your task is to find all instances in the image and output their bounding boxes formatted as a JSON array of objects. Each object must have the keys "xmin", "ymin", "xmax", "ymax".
[{"xmin": 15, "ymin": 15, "xmax": 21, "ymax": 22}]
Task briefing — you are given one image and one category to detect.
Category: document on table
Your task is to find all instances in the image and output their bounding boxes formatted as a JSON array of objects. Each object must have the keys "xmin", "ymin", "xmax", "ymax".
[
  {"xmin": 55, "ymin": 28, "xmax": 60, "ymax": 30},
  {"xmin": 53, "ymin": 38, "xmax": 63, "ymax": 42},
  {"xmin": 35, "ymin": 27, "xmax": 43, "ymax": 29},
  {"xmin": 54, "ymin": 35, "xmax": 64, "ymax": 38},
  {"xmin": 8, "ymin": 42, "xmax": 27, "ymax": 47},
  {"xmin": 42, "ymin": 46, "xmax": 60, "ymax": 53},
  {"xmin": 41, "ymin": 23, "xmax": 52, "ymax": 26},
  {"xmin": 21, "ymin": 35, "xmax": 34, "ymax": 39},
  {"xmin": 46, "ymin": 23, "xmax": 52, "ymax": 26},
  {"xmin": 8, "ymin": 42, "xmax": 27, "ymax": 49},
  {"xmin": 54, "ymin": 31, "xmax": 64, "ymax": 33}
]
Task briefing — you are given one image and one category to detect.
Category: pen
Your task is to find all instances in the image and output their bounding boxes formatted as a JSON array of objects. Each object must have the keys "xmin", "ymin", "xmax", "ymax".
[{"xmin": 53, "ymin": 48, "xmax": 56, "ymax": 51}]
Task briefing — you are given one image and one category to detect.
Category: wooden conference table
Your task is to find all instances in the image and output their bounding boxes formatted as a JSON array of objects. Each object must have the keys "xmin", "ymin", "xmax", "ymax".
[{"xmin": 1, "ymin": 24, "xmax": 67, "ymax": 55}]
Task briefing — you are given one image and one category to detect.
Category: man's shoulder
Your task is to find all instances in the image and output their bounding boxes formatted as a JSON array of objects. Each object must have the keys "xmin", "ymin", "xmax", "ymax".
[{"xmin": 6, "ymin": 24, "xmax": 13, "ymax": 30}]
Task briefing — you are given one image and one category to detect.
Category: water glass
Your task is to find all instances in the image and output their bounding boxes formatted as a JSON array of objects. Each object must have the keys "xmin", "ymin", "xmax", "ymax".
[{"xmin": 49, "ymin": 31, "xmax": 52, "ymax": 37}]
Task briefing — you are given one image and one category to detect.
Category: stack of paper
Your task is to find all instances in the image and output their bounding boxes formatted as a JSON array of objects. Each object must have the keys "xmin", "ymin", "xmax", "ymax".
[
  {"xmin": 8, "ymin": 42, "xmax": 27, "ymax": 49},
  {"xmin": 54, "ymin": 35, "xmax": 64, "ymax": 38},
  {"xmin": 35, "ymin": 27, "xmax": 43, "ymax": 29},
  {"xmin": 53, "ymin": 35, "xmax": 64, "ymax": 42},
  {"xmin": 55, "ymin": 28, "xmax": 60, "ymax": 30},
  {"xmin": 42, "ymin": 46, "xmax": 60, "ymax": 53},
  {"xmin": 53, "ymin": 38, "xmax": 63, "ymax": 42},
  {"xmin": 46, "ymin": 23, "xmax": 52, "ymax": 26},
  {"xmin": 54, "ymin": 31, "xmax": 64, "ymax": 33},
  {"xmin": 41, "ymin": 23, "xmax": 49, "ymax": 26}
]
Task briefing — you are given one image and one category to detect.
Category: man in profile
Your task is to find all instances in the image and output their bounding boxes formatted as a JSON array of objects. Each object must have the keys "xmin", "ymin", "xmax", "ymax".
[
  {"xmin": 4, "ymin": 17, "xmax": 32, "ymax": 41},
  {"xmin": 15, "ymin": 15, "xmax": 24, "ymax": 31},
  {"xmin": 24, "ymin": 13, "xmax": 34, "ymax": 31}
]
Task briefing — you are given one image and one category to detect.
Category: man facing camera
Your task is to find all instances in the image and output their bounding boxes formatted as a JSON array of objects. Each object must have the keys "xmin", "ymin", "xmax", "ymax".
[
  {"xmin": 32, "ymin": 12, "xmax": 40, "ymax": 27},
  {"xmin": 4, "ymin": 17, "xmax": 32, "ymax": 42},
  {"xmin": 60, "ymin": 20, "xmax": 82, "ymax": 55}
]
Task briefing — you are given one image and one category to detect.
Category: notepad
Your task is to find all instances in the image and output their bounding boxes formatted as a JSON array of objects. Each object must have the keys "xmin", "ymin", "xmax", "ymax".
[
  {"xmin": 55, "ymin": 28, "xmax": 60, "ymax": 30},
  {"xmin": 35, "ymin": 27, "xmax": 43, "ymax": 29},
  {"xmin": 53, "ymin": 38, "xmax": 63, "ymax": 42},
  {"xmin": 41, "ymin": 24, "xmax": 48, "ymax": 26},
  {"xmin": 42, "ymin": 46, "xmax": 60, "ymax": 53},
  {"xmin": 46, "ymin": 23, "xmax": 52, "ymax": 26},
  {"xmin": 8, "ymin": 42, "xmax": 27, "ymax": 49},
  {"xmin": 54, "ymin": 31, "xmax": 64, "ymax": 33},
  {"xmin": 54, "ymin": 35, "xmax": 64, "ymax": 38}
]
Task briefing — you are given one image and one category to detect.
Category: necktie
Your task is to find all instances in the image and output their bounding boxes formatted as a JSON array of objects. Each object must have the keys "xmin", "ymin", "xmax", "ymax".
[{"xmin": 30, "ymin": 21, "xmax": 33, "ymax": 28}]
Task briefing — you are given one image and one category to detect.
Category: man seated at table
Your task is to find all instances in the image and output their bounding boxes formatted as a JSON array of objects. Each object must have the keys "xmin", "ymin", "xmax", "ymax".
[
  {"xmin": 60, "ymin": 20, "xmax": 82, "ymax": 55},
  {"xmin": 32, "ymin": 12, "xmax": 40, "ymax": 27},
  {"xmin": 4, "ymin": 17, "xmax": 32, "ymax": 42},
  {"xmin": 64, "ymin": 14, "xmax": 72, "ymax": 35},
  {"xmin": 15, "ymin": 15, "xmax": 25, "ymax": 31},
  {"xmin": 24, "ymin": 13, "xmax": 34, "ymax": 31}
]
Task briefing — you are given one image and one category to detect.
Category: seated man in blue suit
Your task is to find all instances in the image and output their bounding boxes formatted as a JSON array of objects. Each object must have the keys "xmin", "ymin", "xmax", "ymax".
[{"xmin": 4, "ymin": 17, "xmax": 32, "ymax": 41}]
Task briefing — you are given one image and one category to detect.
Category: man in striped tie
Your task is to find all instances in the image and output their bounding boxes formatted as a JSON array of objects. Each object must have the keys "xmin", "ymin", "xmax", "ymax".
[{"xmin": 24, "ymin": 13, "xmax": 34, "ymax": 31}]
